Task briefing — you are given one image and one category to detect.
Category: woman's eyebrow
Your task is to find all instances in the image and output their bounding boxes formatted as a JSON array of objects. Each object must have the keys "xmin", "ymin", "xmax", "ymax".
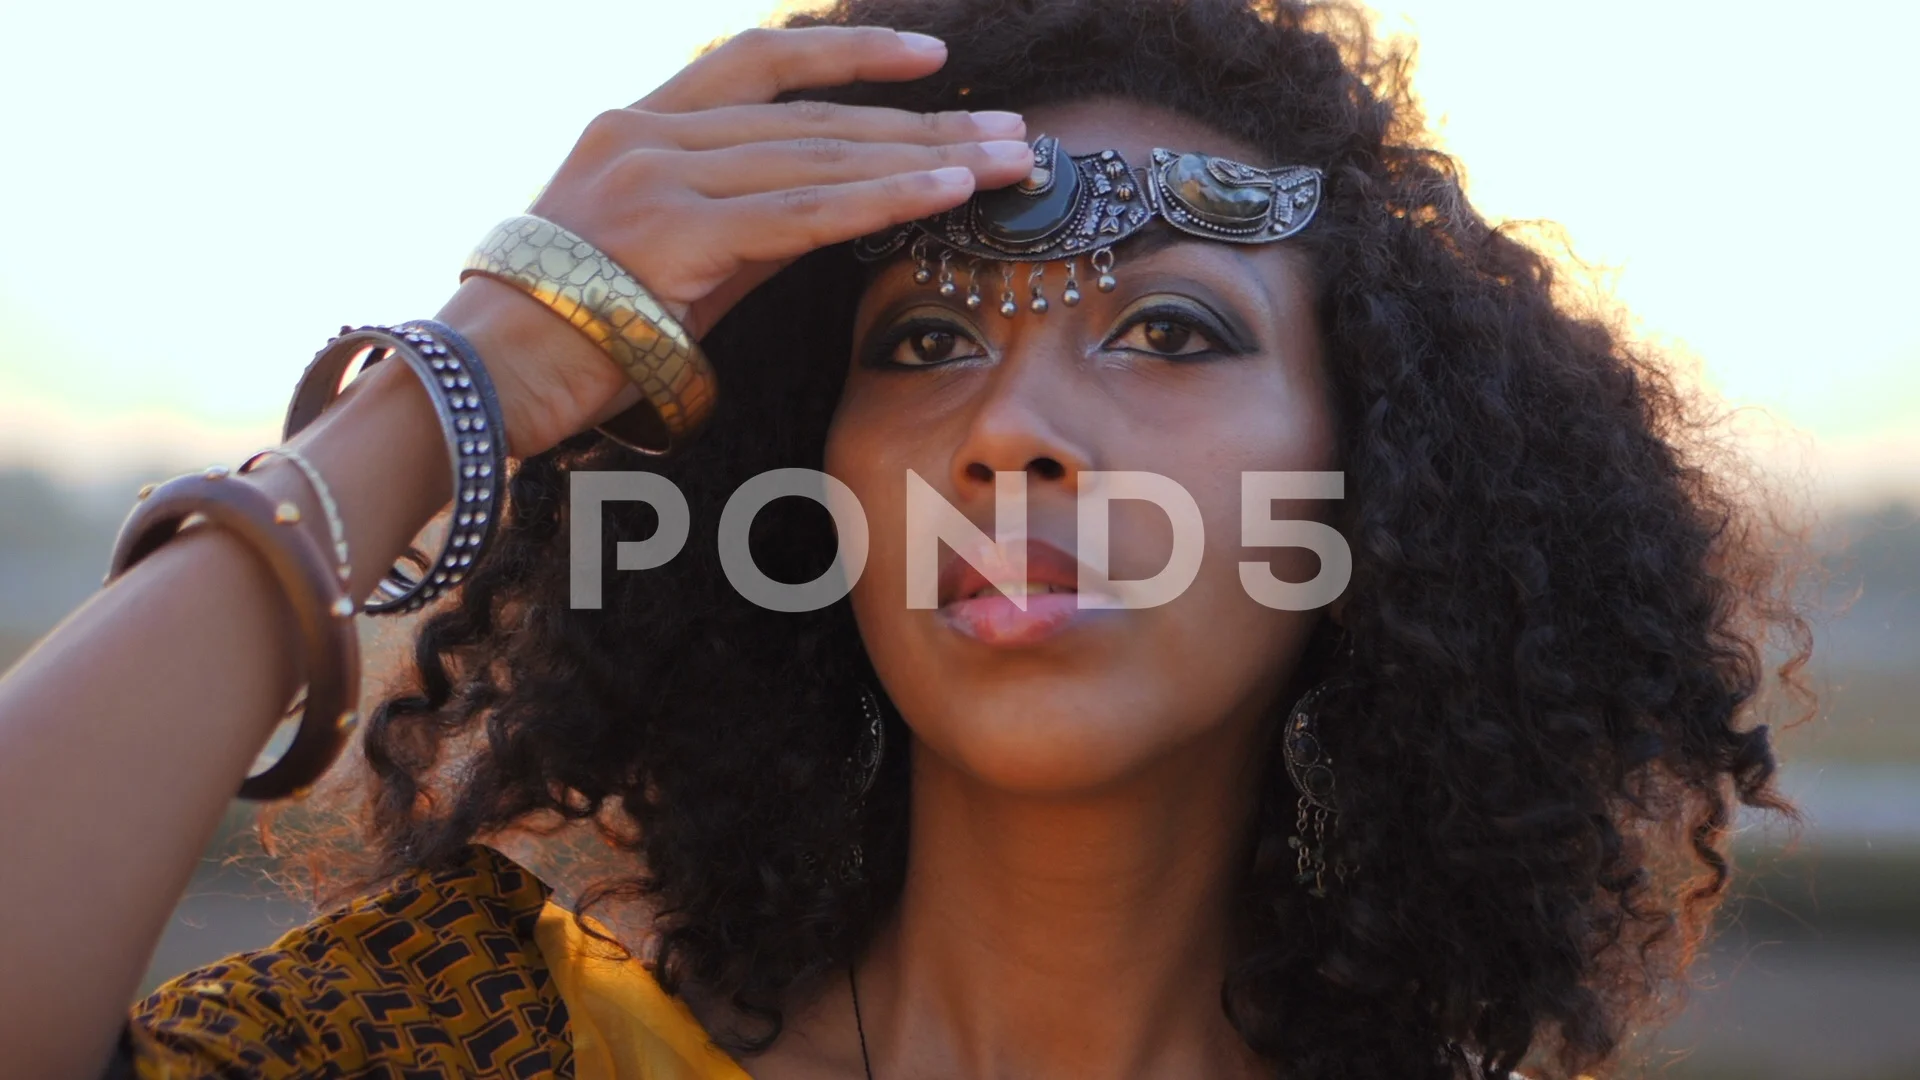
[
  {"xmin": 1100, "ymin": 227, "xmax": 1272, "ymax": 284},
  {"xmin": 1114, "ymin": 227, "xmax": 1190, "ymax": 261},
  {"xmin": 853, "ymin": 293, "xmax": 966, "ymax": 345}
]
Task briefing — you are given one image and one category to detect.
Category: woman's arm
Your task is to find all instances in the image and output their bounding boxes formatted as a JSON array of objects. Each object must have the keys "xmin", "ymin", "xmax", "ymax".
[
  {"xmin": 0, "ymin": 354, "xmax": 453, "ymax": 1077},
  {"xmin": 0, "ymin": 28, "xmax": 1025, "ymax": 1076},
  {"xmin": 0, "ymin": 286, "xmax": 616, "ymax": 1078}
]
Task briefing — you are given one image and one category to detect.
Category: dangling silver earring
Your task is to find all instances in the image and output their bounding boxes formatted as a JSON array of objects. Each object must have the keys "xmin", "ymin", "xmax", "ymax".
[
  {"xmin": 839, "ymin": 684, "xmax": 887, "ymax": 882},
  {"xmin": 1283, "ymin": 676, "xmax": 1354, "ymax": 898},
  {"xmin": 851, "ymin": 683, "xmax": 885, "ymax": 800}
]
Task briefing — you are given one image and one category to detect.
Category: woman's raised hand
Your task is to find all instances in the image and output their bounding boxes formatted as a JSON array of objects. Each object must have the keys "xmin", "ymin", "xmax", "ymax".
[{"xmin": 438, "ymin": 26, "xmax": 1032, "ymax": 457}]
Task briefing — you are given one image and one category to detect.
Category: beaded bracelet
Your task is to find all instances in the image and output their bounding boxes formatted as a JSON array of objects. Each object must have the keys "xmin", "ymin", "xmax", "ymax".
[
  {"xmin": 283, "ymin": 321, "xmax": 509, "ymax": 615},
  {"xmin": 106, "ymin": 468, "xmax": 362, "ymax": 801},
  {"xmin": 238, "ymin": 445, "xmax": 351, "ymax": 587}
]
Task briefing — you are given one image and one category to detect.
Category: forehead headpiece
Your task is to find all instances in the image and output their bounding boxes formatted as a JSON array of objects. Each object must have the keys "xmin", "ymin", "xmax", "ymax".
[{"xmin": 853, "ymin": 134, "xmax": 1324, "ymax": 316}]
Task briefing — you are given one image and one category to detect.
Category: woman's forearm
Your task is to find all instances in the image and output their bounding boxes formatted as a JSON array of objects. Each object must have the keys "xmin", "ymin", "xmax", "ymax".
[{"xmin": 0, "ymin": 357, "xmax": 450, "ymax": 1078}]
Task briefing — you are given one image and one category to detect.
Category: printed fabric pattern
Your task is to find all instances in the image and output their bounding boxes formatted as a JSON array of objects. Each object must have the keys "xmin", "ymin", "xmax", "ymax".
[{"xmin": 120, "ymin": 844, "xmax": 575, "ymax": 1079}]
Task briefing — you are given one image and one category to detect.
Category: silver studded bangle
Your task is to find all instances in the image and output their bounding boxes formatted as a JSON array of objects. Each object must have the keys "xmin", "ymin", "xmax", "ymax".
[{"xmin": 283, "ymin": 320, "xmax": 508, "ymax": 615}]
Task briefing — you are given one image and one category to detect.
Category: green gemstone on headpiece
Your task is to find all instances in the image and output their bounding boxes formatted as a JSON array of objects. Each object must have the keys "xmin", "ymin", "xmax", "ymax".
[{"xmin": 1168, "ymin": 153, "xmax": 1270, "ymax": 225}]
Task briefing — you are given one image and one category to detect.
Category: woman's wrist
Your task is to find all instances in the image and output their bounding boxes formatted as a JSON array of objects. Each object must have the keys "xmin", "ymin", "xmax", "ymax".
[
  {"xmin": 259, "ymin": 356, "xmax": 457, "ymax": 607},
  {"xmin": 435, "ymin": 275, "xmax": 628, "ymax": 459}
]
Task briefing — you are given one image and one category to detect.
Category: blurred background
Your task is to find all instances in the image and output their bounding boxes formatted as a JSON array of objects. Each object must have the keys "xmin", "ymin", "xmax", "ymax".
[{"xmin": 1, "ymin": 1, "xmax": 1915, "ymax": 1076}]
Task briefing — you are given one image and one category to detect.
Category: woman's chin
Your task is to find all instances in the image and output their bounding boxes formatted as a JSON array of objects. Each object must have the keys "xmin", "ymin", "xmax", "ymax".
[{"xmin": 910, "ymin": 694, "xmax": 1188, "ymax": 797}]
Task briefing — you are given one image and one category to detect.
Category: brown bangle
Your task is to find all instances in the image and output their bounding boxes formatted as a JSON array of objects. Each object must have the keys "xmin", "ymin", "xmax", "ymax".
[{"xmin": 106, "ymin": 467, "xmax": 362, "ymax": 801}]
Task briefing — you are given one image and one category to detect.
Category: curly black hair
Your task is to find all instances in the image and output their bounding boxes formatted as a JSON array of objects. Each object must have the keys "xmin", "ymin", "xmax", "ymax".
[{"xmin": 334, "ymin": 2, "xmax": 1815, "ymax": 1077}]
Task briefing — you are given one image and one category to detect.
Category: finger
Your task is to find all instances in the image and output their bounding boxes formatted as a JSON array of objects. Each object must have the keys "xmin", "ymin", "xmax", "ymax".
[
  {"xmin": 658, "ymin": 100, "xmax": 1026, "ymax": 151},
  {"xmin": 668, "ymin": 138, "xmax": 1035, "ymax": 198},
  {"xmin": 707, "ymin": 167, "xmax": 979, "ymax": 265},
  {"xmin": 639, "ymin": 26, "xmax": 949, "ymax": 113}
]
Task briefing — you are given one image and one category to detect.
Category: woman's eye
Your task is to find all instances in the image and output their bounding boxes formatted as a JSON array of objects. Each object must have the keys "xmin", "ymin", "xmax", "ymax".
[
  {"xmin": 906, "ymin": 329, "xmax": 958, "ymax": 365},
  {"xmin": 883, "ymin": 324, "xmax": 980, "ymax": 367},
  {"xmin": 1110, "ymin": 316, "xmax": 1213, "ymax": 357}
]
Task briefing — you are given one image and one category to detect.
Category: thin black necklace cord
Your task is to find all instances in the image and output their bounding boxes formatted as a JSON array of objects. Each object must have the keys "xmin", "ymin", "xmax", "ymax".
[{"xmin": 850, "ymin": 962, "xmax": 875, "ymax": 1080}]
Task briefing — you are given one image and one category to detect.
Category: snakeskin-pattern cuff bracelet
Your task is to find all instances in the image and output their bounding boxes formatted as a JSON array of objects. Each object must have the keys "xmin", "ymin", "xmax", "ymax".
[
  {"xmin": 461, "ymin": 214, "xmax": 717, "ymax": 455},
  {"xmin": 284, "ymin": 321, "xmax": 508, "ymax": 615}
]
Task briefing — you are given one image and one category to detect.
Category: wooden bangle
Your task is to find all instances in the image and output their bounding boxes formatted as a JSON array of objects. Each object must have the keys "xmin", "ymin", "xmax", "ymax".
[{"xmin": 107, "ymin": 467, "xmax": 362, "ymax": 801}]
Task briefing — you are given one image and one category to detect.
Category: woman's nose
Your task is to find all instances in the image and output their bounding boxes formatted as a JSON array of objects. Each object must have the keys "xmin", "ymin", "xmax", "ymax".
[{"xmin": 946, "ymin": 347, "xmax": 1096, "ymax": 497}]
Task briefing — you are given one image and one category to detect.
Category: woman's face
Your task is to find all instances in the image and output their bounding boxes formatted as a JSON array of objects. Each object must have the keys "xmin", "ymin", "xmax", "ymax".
[{"xmin": 825, "ymin": 99, "xmax": 1340, "ymax": 794}]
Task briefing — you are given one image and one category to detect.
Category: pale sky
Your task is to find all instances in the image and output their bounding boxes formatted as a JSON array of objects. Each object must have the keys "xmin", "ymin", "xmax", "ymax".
[{"xmin": 1, "ymin": 0, "xmax": 1915, "ymax": 503}]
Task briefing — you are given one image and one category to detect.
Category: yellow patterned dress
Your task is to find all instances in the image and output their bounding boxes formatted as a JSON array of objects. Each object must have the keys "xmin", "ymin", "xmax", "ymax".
[{"xmin": 114, "ymin": 844, "xmax": 750, "ymax": 1080}]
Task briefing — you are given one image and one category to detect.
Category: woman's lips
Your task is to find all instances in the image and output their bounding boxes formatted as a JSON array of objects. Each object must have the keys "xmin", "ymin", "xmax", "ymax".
[
  {"xmin": 935, "ymin": 539, "xmax": 1117, "ymax": 646},
  {"xmin": 939, "ymin": 590, "xmax": 1095, "ymax": 646}
]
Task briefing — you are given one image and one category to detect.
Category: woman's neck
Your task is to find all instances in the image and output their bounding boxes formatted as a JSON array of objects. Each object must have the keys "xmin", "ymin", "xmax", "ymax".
[{"xmin": 856, "ymin": 726, "xmax": 1273, "ymax": 1080}]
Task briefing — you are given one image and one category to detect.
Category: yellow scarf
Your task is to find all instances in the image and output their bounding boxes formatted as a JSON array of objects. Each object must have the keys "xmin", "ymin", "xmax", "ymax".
[{"xmin": 535, "ymin": 901, "xmax": 755, "ymax": 1080}]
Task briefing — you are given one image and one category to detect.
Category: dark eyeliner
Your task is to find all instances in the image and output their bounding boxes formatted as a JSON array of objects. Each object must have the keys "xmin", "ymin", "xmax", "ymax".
[
  {"xmin": 859, "ymin": 315, "xmax": 978, "ymax": 370},
  {"xmin": 1106, "ymin": 300, "xmax": 1254, "ymax": 358}
]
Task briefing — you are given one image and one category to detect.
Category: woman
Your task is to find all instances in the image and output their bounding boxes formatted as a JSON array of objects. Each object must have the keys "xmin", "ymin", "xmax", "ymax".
[{"xmin": 0, "ymin": 0, "xmax": 1809, "ymax": 1077}]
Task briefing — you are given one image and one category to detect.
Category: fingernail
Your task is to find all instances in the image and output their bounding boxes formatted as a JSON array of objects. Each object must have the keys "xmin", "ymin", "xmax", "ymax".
[
  {"xmin": 898, "ymin": 31, "xmax": 946, "ymax": 54},
  {"xmin": 970, "ymin": 110, "xmax": 1026, "ymax": 139},
  {"xmin": 929, "ymin": 166, "xmax": 974, "ymax": 189},
  {"xmin": 981, "ymin": 140, "xmax": 1037, "ymax": 167}
]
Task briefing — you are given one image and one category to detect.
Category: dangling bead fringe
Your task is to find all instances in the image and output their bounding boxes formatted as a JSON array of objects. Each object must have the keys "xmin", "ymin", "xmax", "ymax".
[
  {"xmin": 935, "ymin": 250, "xmax": 956, "ymax": 298},
  {"xmin": 1092, "ymin": 246, "xmax": 1118, "ymax": 293},
  {"xmin": 916, "ymin": 252, "xmax": 1093, "ymax": 315},
  {"xmin": 1028, "ymin": 263, "xmax": 1049, "ymax": 313},
  {"xmin": 911, "ymin": 237, "xmax": 934, "ymax": 285}
]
